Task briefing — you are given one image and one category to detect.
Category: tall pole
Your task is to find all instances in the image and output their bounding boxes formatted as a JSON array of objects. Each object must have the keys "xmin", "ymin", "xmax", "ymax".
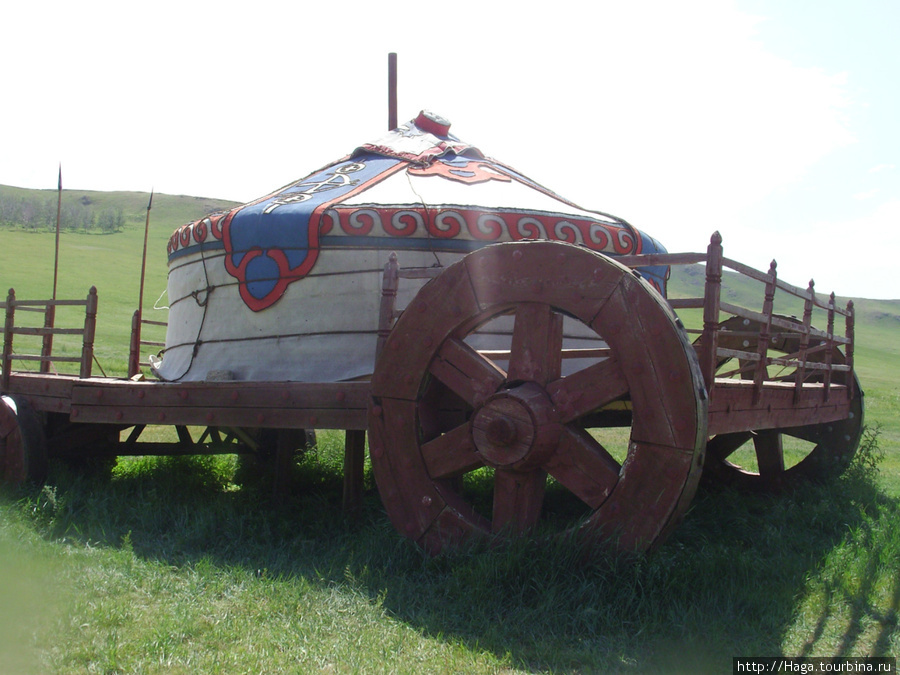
[
  {"xmin": 388, "ymin": 52, "xmax": 397, "ymax": 131},
  {"xmin": 137, "ymin": 189, "xmax": 153, "ymax": 319},
  {"xmin": 52, "ymin": 164, "xmax": 62, "ymax": 300},
  {"xmin": 130, "ymin": 189, "xmax": 153, "ymax": 376}
]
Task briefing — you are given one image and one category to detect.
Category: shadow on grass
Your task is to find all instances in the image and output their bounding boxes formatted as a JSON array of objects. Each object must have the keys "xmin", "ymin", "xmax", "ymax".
[{"xmin": 6, "ymin": 431, "xmax": 899, "ymax": 673}]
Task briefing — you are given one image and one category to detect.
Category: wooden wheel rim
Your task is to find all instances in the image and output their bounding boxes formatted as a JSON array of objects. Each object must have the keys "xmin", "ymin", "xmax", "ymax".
[
  {"xmin": 0, "ymin": 395, "xmax": 48, "ymax": 487},
  {"xmin": 369, "ymin": 241, "xmax": 708, "ymax": 555},
  {"xmin": 0, "ymin": 395, "xmax": 27, "ymax": 485},
  {"xmin": 705, "ymin": 316, "xmax": 864, "ymax": 491}
]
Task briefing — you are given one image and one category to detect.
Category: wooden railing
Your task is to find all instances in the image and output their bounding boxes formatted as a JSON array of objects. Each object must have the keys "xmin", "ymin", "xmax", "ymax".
[
  {"xmin": 128, "ymin": 310, "xmax": 168, "ymax": 378},
  {"xmin": 617, "ymin": 232, "xmax": 855, "ymax": 400},
  {"xmin": 1, "ymin": 287, "xmax": 98, "ymax": 390}
]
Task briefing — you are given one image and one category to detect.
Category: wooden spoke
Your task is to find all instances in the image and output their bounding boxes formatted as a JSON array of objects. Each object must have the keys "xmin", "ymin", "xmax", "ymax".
[
  {"xmin": 507, "ymin": 303, "xmax": 563, "ymax": 385},
  {"xmin": 428, "ymin": 337, "xmax": 506, "ymax": 406},
  {"xmin": 706, "ymin": 432, "xmax": 753, "ymax": 462},
  {"xmin": 754, "ymin": 430, "xmax": 785, "ymax": 477},
  {"xmin": 492, "ymin": 468, "xmax": 547, "ymax": 534},
  {"xmin": 544, "ymin": 427, "xmax": 620, "ymax": 509},
  {"xmin": 420, "ymin": 422, "xmax": 483, "ymax": 479},
  {"xmin": 547, "ymin": 356, "xmax": 629, "ymax": 424}
]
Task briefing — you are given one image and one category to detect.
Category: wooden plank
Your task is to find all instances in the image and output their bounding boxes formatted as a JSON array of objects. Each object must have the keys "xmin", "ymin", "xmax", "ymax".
[
  {"xmin": 667, "ymin": 298, "xmax": 703, "ymax": 309},
  {"xmin": 592, "ymin": 274, "xmax": 704, "ymax": 450},
  {"xmin": 7, "ymin": 327, "xmax": 86, "ymax": 337},
  {"xmin": 465, "ymin": 241, "xmax": 623, "ymax": 325},
  {"xmin": 70, "ymin": 403, "xmax": 368, "ymax": 430},
  {"xmin": 613, "ymin": 251, "xmax": 707, "ymax": 267},
  {"xmin": 587, "ymin": 441, "xmax": 698, "ymax": 552},
  {"xmin": 367, "ymin": 397, "xmax": 446, "ymax": 542},
  {"xmin": 70, "ymin": 380, "xmax": 370, "ymax": 410},
  {"xmin": 707, "ymin": 380, "xmax": 851, "ymax": 435}
]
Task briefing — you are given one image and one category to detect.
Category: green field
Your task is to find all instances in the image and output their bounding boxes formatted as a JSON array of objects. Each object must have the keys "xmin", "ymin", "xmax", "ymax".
[{"xmin": 1, "ymin": 186, "xmax": 898, "ymax": 673}]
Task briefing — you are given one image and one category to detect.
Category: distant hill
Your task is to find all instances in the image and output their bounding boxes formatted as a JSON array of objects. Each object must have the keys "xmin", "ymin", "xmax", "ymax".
[{"xmin": 0, "ymin": 184, "xmax": 239, "ymax": 235}]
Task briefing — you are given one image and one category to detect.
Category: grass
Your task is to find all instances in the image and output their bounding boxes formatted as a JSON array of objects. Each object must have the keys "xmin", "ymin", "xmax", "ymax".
[
  {"xmin": 1, "ymin": 184, "xmax": 899, "ymax": 672},
  {"xmin": 1, "ymin": 430, "xmax": 897, "ymax": 673}
]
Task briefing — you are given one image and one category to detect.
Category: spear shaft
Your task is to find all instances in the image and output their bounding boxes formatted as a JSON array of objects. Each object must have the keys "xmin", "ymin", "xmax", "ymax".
[
  {"xmin": 52, "ymin": 164, "xmax": 62, "ymax": 300},
  {"xmin": 137, "ymin": 189, "xmax": 153, "ymax": 320}
]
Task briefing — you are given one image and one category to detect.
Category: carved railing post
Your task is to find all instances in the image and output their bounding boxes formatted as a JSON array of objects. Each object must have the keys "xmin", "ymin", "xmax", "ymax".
[
  {"xmin": 846, "ymin": 300, "xmax": 855, "ymax": 399},
  {"xmin": 80, "ymin": 287, "xmax": 98, "ymax": 378},
  {"xmin": 128, "ymin": 310, "xmax": 141, "ymax": 378},
  {"xmin": 823, "ymin": 292, "xmax": 836, "ymax": 400},
  {"xmin": 40, "ymin": 303, "xmax": 56, "ymax": 374},
  {"xmin": 2, "ymin": 289, "xmax": 15, "ymax": 391},
  {"xmin": 699, "ymin": 232, "xmax": 723, "ymax": 391},
  {"xmin": 375, "ymin": 252, "xmax": 400, "ymax": 361},
  {"xmin": 753, "ymin": 260, "xmax": 777, "ymax": 404},
  {"xmin": 794, "ymin": 279, "xmax": 815, "ymax": 401}
]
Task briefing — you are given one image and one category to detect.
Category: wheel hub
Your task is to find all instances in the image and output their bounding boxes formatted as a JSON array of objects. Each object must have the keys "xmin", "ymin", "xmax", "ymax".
[{"xmin": 470, "ymin": 383, "xmax": 560, "ymax": 470}]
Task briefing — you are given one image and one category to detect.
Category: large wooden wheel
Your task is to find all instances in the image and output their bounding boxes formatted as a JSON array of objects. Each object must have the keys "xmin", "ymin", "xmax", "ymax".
[
  {"xmin": 368, "ymin": 241, "xmax": 708, "ymax": 555},
  {"xmin": 0, "ymin": 395, "xmax": 48, "ymax": 487},
  {"xmin": 704, "ymin": 316, "xmax": 864, "ymax": 491}
]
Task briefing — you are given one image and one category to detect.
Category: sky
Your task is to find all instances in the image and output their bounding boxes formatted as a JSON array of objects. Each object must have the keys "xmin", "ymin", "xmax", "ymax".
[{"xmin": 1, "ymin": 0, "xmax": 898, "ymax": 300}]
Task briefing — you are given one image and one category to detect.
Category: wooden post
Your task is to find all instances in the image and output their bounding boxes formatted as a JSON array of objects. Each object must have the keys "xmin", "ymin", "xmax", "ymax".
[
  {"xmin": 846, "ymin": 300, "xmax": 855, "ymax": 399},
  {"xmin": 375, "ymin": 253, "xmax": 400, "ymax": 360},
  {"xmin": 2, "ymin": 289, "xmax": 15, "ymax": 391},
  {"xmin": 699, "ymin": 232, "xmax": 723, "ymax": 391},
  {"xmin": 128, "ymin": 310, "xmax": 141, "ymax": 377},
  {"xmin": 52, "ymin": 165, "xmax": 62, "ymax": 302},
  {"xmin": 794, "ymin": 279, "xmax": 814, "ymax": 401},
  {"xmin": 388, "ymin": 53, "xmax": 398, "ymax": 131},
  {"xmin": 132, "ymin": 191, "xmax": 153, "ymax": 376},
  {"xmin": 342, "ymin": 429, "xmax": 366, "ymax": 513},
  {"xmin": 40, "ymin": 303, "xmax": 56, "ymax": 374},
  {"xmin": 753, "ymin": 261, "xmax": 777, "ymax": 404},
  {"xmin": 823, "ymin": 292, "xmax": 836, "ymax": 400},
  {"xmin": 80, "ymin": 287, "xmax": 98, "ymax": 379}
]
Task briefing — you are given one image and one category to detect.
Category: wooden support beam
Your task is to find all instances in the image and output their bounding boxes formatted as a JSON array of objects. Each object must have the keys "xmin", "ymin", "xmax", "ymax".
[{"xmin": 342, "ymin": 429, "xmax": 366, "ymax": 513}]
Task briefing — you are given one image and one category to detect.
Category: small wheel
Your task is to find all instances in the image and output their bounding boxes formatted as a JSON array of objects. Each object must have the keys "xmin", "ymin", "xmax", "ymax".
[
  {"xmin": 369, "ymin": 241, "xmax": 708, "ymax": 555},
  {"xmin": 704, "ymin": 316, "xmax": 864, "ymax": 491},
  {"xmin": 0, "ymin": 395, "xmax": 48, "ymax": 487}
]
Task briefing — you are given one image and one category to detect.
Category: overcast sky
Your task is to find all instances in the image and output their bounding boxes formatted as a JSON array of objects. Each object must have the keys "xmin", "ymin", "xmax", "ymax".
[{"xmin": 1, "ymin": 0, "xmax": 897, "ymax": 299}]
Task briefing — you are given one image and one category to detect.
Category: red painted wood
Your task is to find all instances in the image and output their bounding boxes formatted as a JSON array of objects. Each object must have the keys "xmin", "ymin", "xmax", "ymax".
[
  {"xmin": 754, "ymin": 430, "xmax": 785, "ymax": 478},
  {"xmin": 593, "ymin": 274, "xmax": 705, "ymax": 450},
  {"xmin": 464, "ymin": 241, "xmax": 624, "ymax": 323},
  {"xmin": 543, "ymin": 427, "xmax": 620, "ymax": 509},
  {"xmin": 427, "ymin": 338, "xmax": 505, "ymax": 407},
  {"xmin": 342, "ymin": 429, "xmax": 366, "ymax": 513},
  {"xmin": 369, "ymin": 241, "xmax": 707, "ymax": 556},
  {"xmin": 420, "ymin": 422, "xmax": 481, "ymax": 479},
  {"xmin": 507, "ymin": 303, "xmax": 563, "ymax": 385},
  {"xmin": 707, "ymin": 381, "xmax": 851, "ymax": 436},
  {"xmin": 585, "ymin": 442, "xmax": 698, "ymax": 552},
  {"xmin": 491, "ymin": 468, "xmax": 547, "ymax": 534},
  {"xmin": 546, "ymin": 355, "xmax": 629, "ymax": 424},
  {"xmin": 373, "ymin": 259, "xmax": 482, "ymax": 402}
]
